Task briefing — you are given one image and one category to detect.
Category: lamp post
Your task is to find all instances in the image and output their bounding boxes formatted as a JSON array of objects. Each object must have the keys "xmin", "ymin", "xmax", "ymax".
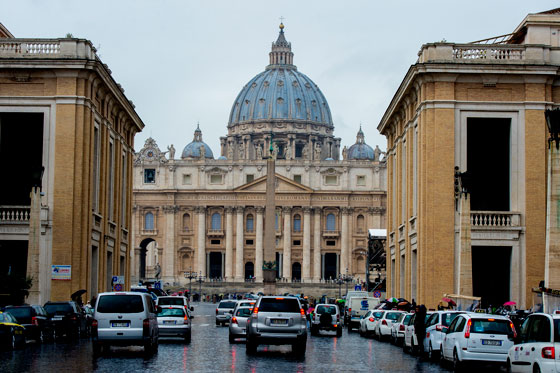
[
  {"xmin": 184, "ymin": 269, "xmax": 197, "ymax": 300},
  {"xmin": 197, "ymin": 271, "xmax": 205, "ymax": 302}
]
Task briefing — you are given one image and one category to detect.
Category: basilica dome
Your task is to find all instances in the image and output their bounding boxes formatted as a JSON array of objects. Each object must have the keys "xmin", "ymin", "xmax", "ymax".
[
  {"xmin": 347, "ymin": 127, "xmax": 374, "ymax": 160},
  {"xmin": 181, "ymin": 125, "xmax": 214, "ymax": 159},
  {"xmin": 228, "ymin": 24, "xmax": 332, "ymax": 127}
]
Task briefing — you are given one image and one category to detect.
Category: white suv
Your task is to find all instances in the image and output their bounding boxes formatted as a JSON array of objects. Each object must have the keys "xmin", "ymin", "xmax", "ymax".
[
  {"xmin": 507, "ymin": 313, "xmax": 560, "ymax": 372},
  {"xmin": 441, "ymin": 313, "xmax": 515, "ymax": 369}
]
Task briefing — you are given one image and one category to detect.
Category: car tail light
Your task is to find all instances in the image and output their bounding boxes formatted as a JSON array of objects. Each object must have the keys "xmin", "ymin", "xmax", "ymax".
[
  {"xmin": 509, "ymin": 321, "xmax": 517, "ymax": 338},
  {"xmin": 91, "ymin": 319, "xmax": 98, "ymax": 338},
  {"xmin": 400, "ymin": 324, "xmax": 405, "ymax": 331},
  {"xmin": 70, "ymin": 315, "xmax": 77, "ymax": 321},
  {"xmin": 216, "ymin": 308, "xmax": 219, "ymax": 315},
  {"xmin": 426, "ymin": 332, "xmax": 430, "ymax": 338},
  {"xmin": 369, "ymin": 317, "xmax": 374, "ymax": 322},
  {"xmin": 349, "ymin": 308, "xmax": 352, "ymax": 315},
  {"xmin": 435, "ymin": 324, "xmax": 443, "ymax": 331},
  {"xmin": 382, "ymin": 320, "xmax": 387, "ymax": 326},
  {"xmin": 32, "ymin": 316, "xmax": 39, "ymax": 326},
  {"xmin": 542, "ymin": 346, "xmax": 555, "ymax": 359},
  {"xmin": 232, "ymin": 317, "xmax": 238, "ymax": 325},
  {"xmin": 252, "ymin": 307, "xmax": 258, "ymax": 315},
  {"xmin": 143, "ymin": 318, "xmax": 149, "ymax": 337},
  {"xmin": 300, "ymin": 308, "xmax": 305, "ymax": 316},
  {"xmin": 184, "ymin": 315, "xmax": 189, "ymax": 324},
  {"xmin": 464, "ymin": 319, "xmax": 472, "ymax": 339}
]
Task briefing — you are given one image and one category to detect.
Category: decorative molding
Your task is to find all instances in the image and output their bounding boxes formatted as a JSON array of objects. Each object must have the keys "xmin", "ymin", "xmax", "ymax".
[
  {"xmin": 282, "ymin": 206, "xmax": 292, "ymax": 214},
  {"xmin": 255, "ymin": 206, "xmax": 265, "ymax": 214},
  {"xmin": 302, "ymin": 206, "xmax": 312, "ymax": 214},
  {"xmin": 225, "ymin": 206, "xmax": 235, "ymax": 214},
  {"xmin": 235, "ymin": 206, "xmax": 244, "ymax": 214},
  {"xmin": 162, "ymin": 205, "xmax": 179, "ymax": 214}
]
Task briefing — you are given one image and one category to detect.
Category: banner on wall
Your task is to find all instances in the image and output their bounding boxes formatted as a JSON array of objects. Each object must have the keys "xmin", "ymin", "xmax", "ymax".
[{"xmin": 52, "ymin": 265, "xmax": 71, "ymax": 280}]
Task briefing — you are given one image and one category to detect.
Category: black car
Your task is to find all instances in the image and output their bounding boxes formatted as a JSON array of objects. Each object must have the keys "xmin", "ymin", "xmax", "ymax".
[
  {"xmin": 0, "ymin": 311, "xmax": 26, "ymax": 350},
  {"xmin": 4, "ymin": 305, "xmax": 53, "ymax": 343},
  {"xmin": 43, "ymin": 301, "xmax": 86, "ymax": 339}
]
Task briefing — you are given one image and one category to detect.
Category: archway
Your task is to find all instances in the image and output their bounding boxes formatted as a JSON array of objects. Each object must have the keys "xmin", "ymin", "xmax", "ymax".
[
  {"xmin": 292, "ymin": 262, "xmax": 301, "ymax": 281},
  {"xmin": 245, "ymin": 262, "xmax": 254, "ymax": 279},
  {"xmin": 139, "ymin": 238, "xmax": 156, "ymax": 280}
]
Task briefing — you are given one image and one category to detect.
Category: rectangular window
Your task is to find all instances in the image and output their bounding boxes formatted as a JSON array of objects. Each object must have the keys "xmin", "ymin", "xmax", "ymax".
[
  {"xmin": 326, "ymin": 240, "xmax": 336, "ymax": 246},
  {"xmin": 245, "ymin": 239, "xmax": 254, "ymax": 246},
  {"xmin": 246, "ymin": 174, "xmax": 254, "ymax": 183},
  {"xmin": 93, "ymin": 124, "xmax": 100, "ymax": 212},
  {"xmin": 121, "ymin": 152, "xmax": 127, "ymax": 226},
  {"xmin": 325, "ymin": 175, "xmax": 338, "ymax": 185},
  {"xmin": 357, "ymin": 175, "xmax": 366, "ymax": 186},
  {"xmin": 144, "ymin": 169, "xmax": 156, "ymax": 183},
  {"xmin": 292, "ymin": 240, "xmax": 301, "ymax": 246},
  {"xmin": 108, "ymin": 139, "xmax": 115, "ymax": 221},
  {"xmin": 210, "ymin": 174, "xmax": 223, "ymax": 184},
  {"xmin": 293, "ymin": 174, "xmax": 302, "ymax": 184},
  {"xmin": 210, "ymin": 239, "xmax": 221, "ymax": 245},
  {"xmin": 183, "ymin": 174, "xmax": 191, "ymax": 185}
]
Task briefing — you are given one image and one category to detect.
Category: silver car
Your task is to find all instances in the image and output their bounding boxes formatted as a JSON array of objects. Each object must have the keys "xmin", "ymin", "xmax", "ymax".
[
  {"xmin": 216, "ymin": 300, "xmax": 237, "ymax": 326},
  {"xmin": 246, "ymin": 296, "xmax": 307, "ymax": 355},
  {"xmin": 157, "ymin": 305, "xmax": 191, "ymax": 343},
  {"xmin": 228, "ymin": 306, "xmax": 253, "ymax": 343}
]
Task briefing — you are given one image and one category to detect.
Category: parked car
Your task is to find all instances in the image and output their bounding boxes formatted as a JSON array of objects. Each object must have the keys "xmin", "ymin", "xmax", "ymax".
[
  {"xmin": 157, "ymin": 296, "xmax": 194, "ymax": 319},
  {"xmin": 391, "ymin": 312, "xmax": 413, "ymax": 346},
  {"xmin": 43, "ymin": 301, "xmax": 86, "ymax": 339},
  {"xmin": 359, "ymin": 310, "xmax": 384, "ymax": 337},
  {"xmin": 4, "ymin": 305, "xmax": 53, "ymax": 343},
  {"xmin": 441, "ymin": 313, "xmax": 515, "ymax": 370},
  {"xmin": 423, "ymin": 311, "xmax": 465, "ymax": 360},
  {"xmin": 229, "ymin": 306, "xmax": 253, "ymax": 343},
  {"xmin": 506, "ymin": 312, "xmax": 560, "ymax": 373},
  {"xmin": 92, "ymin": 291, "xmax": 160, "ymax": 355},
  {"xmin": 374, "ymin": 310, "xmax": 404, "ymax": 341},
  {"xmin": 246, "ymin": 296, "xmax": 307, "ymax": 355},
  {"xmin": 346, "ymin": 296, "xmax": 380, "ymax": 331},
  {"xmin": 216, "ymin": 300, "xmax": 238, "ymax": 326},
  {"xmin": 403, "ymin": 311, "xmax": 434, "ymax": 354},
  {"xmin": 310, "ymin": 303, "xmax": 342, "ymax": 337},
  {"xmin": 0, "ymin": 311, "xmax": 26, "ymax": 350},
  {"xmin": 157, "ymin": 305, "xmax": 191, "ymax": 343}
]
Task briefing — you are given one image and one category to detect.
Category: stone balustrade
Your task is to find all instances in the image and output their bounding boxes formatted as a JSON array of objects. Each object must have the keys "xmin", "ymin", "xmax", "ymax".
[
  {"xmin": 0, "ymin": 38, "xmax": 97, "ymax": 60},
  {"xmin": 470, "ymin": 211, "xmax": 521, "ymax": 228},
  {"xmin": 0, "ymin": 205, "xmax": 30, "ymax": 223}
]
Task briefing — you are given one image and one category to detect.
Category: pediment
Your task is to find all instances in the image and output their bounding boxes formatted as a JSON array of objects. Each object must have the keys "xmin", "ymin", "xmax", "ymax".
[{"xmin": 235, "ymin": 173, "xmax": 313, "ymax": 193}]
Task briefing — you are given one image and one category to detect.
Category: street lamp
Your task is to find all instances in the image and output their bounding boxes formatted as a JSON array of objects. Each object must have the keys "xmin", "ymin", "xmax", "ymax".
[
  {"xmin": 197, "ymin": 271, "xmax": 205, "ymax": 302},
  {"xmin": 184, "ymin": 269, "xmax": 197, "ymax": 300}
]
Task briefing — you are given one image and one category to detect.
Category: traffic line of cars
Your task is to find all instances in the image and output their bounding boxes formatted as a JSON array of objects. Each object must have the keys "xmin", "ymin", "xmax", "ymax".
[{"xmin": 357, "ymin": 308, "xmax": 560, "ymax": 372}]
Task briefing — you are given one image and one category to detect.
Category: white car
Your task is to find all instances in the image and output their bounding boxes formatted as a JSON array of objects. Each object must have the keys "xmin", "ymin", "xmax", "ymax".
[
  {"xmin": 228, "ymin": 306, "xmax": 253, "ymax": 343},
  {"xmin": 403, "ymin": 311, "xmax": 434, "ymax": 354},
  {"xmin": 506, "ymin": 313, "xmax": 560, "ymax": 373},
  {"xmin": 391, "ymin": 313, "xmax": 413, "ymax": 345},
  {"xmin": 375, "ymin": 310, "xmax": 404, "ymax": 341},
  {"xmin": 359, "ymin": 310, "xmax": 384, "ymax": 337},
  {"xmin": 441, "ymin": 313, "xmax": 515, "ymax": 370},
  {"xmin": 157, "ymin": 305, "xmax": 191, "ymax": 343},
  {"xmin": 423, "ymin": 311, "xmax": 465, "ymax": 360}
]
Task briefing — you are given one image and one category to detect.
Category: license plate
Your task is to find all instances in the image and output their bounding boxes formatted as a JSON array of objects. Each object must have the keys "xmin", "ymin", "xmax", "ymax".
[
  {"xmin": 111, "ymin": 322, "xmax": 129, "ymax": 328},
  {"xmin": 271, "ymin": 319, "xmax": 287, "ymax": 325},
  {"xmin": 482, "ymin": 339, "xmax": 502, "ymax": 346},
  {"xmin": 163, "ymin": 320, "xmax": 176, "ymax": 324}
]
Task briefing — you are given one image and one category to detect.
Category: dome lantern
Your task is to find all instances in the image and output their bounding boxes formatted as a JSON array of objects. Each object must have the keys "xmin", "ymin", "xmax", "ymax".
[{"xmin": 268, "ymin": 23, "xmax": 295, "ymax": 69}]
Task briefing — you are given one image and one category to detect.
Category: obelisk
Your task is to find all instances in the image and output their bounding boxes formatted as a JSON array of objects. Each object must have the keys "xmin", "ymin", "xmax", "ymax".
[{"xmin": 262, "ymin": 141, "xmax": 277, "ymax": 295}]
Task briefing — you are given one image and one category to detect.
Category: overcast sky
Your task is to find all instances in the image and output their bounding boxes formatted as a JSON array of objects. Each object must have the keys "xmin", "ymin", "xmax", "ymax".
[{"xmin": 4, "ymin": 1, "xmax": 558, "ymax": 155}]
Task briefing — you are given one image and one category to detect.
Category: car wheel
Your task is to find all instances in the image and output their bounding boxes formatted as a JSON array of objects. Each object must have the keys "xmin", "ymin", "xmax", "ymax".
[
  {"xmin": 505, "ymin": 359, "xmax": 512, "ymax": 373},
  {"xmin": 185, "ymin": 331, "xmax": 191, "ymax": 344},
  {"xmin": 93, "ymin": 341, "xmax": 102, "ymax": 355},
  {"xmin": 10, "ymin": 332, "xmax": 16, "ymax": 350},
  {"xmin": 143, "ymin": 340, "xmax": 153, "ymax": 356},
  {"xmin": 336, "ymin": 326, "xmax": 342, "ymax": 337},
  {"xmin": 246, "ymin": 337, "xmax": 257, "ymax": 354},
  {"xmin": 428, "ymin": 343, "xmax": 437, "ymax": 361},
  {"xmin": 216, "ymin": 320, "xmax": 220, "ymax": 326},
  {"xmin": 533, "ymin": 364, "xmax": 541, "ymax": 373},
  {"xmin": 453, "ymin": 349, "xmax": 463, "ymax": 371},
  {"xmin": 229, "ymin": 334, "xmax": 235, "ymax": 343},
  {"xmin": 292, "ymin": 340, "xmax": 306, "ymax": 356}
]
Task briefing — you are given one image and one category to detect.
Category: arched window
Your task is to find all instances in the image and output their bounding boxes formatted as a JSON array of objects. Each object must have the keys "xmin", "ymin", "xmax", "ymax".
[
  {"xmin": 275, "ymin": 213, "xmax": 279, "ymax": 230},
  {"xmin": 211, "ymin": 213, "xmax": 221, "ymax": 230},
  {"xmin": 357, "ymin": 215, "xmax": 365, "ymax": 233},
  {"xmin": 326, "ymin": 213, "xmax": 336, "ymax": 231},
  {"xmin": 182, "ymin": 213, "xmax": 191, "ymax": 231},
  {"xmin": 144, "ymin": 212, "xmax": 154, "ymax": 230},
  {"xmin": 246, "ymin": 214, "xmax": 254, "ymax": 232},
  {"xmin": 293, "ymin": 214, "xmax": 301, "ymax": 232}
]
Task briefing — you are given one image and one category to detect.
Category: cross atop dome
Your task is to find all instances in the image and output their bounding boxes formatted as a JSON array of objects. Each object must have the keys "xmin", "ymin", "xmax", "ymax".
[{"xmin": 268, "ymin": 22, "xmax": 294, "ymax": 68}]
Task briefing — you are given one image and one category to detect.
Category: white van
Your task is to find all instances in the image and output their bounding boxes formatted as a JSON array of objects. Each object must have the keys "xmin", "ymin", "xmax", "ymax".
[
  {"xmin": 343, "ymin": 291, "xmax": 369, "ymax": 324},
  {"xmin": 92, "ymin": 292, "xmax": 160, "ymax": 355},
  {"xmin": 347, "ymin": 296, "xmax": 380, "ymax": 330}
]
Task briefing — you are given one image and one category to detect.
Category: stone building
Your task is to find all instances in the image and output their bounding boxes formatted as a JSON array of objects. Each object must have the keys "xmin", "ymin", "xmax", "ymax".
[
  {"xmin": 377, "ymin": 9, "xmax": 560, "ymax": 309},
  {"xmin": 0, "ymin": 26, "xmax": 144, "ymax": 303},
  {"xmin": 132, "ymin": 25, "xmax": 387, "ymax": 290}
]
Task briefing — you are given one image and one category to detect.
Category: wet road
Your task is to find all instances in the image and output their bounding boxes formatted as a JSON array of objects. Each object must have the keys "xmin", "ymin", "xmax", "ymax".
[{"xmin": 0, "ymin": 303, "xmax": 505, "ymax": 372}]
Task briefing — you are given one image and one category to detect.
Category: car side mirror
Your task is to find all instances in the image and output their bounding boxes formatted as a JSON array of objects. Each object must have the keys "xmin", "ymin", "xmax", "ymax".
[{"xmin": 190, "ymin": 306, "xmax": 194, "ymax": 312}]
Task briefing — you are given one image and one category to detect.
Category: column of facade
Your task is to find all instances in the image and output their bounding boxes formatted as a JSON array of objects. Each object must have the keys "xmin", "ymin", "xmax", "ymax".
[
  {"xmin": 225, "ymin": 206, "xmax": 234, "ymax": 281},
  {"xmin": 340, "ymin": 207, "xmax": 349, "ymax": 276},
  {"xmin": 313, "ymin": 207, "xmax": 322, "ymax": 282},
  {"xmin": 347, "ymin": 208, "xmax": 354, "ymax": 275},
  {"xmin": 282, "ymin": 206, "xmax": 292, "ymax": 280},
  {"xmin": 235, "ymin": 206, "xmax": 244, "ymax": 281},
  {"xmin": 197, "ymin": 206, "xmax": 206, "ymax": 277},
  {"xmin": 255, "ymin": 206, "xmax": 264, "ymax": 282},
  {"xmin": 163, "ymin": 205, "xmax": 176, "ymax": 284},
  {"xmin": 302, "ymin": 207, "xmax": 312, "ymax": 282}
]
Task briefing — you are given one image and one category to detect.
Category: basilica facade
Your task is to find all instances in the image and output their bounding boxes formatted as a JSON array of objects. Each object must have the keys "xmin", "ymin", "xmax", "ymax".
[{"xmin": 131, "ymin": 25, "xmax": 386, "ymax": 287}]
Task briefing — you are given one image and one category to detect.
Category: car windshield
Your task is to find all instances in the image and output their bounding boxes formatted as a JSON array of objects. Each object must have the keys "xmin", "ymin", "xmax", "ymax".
[
  {"xmin": 471, "ymin": 318, "xmax": 514, "ymax": 336},
  {"xmin": 158, "ymin": 298, "xmax": 184, "ymax": 306},
  {"xmin": 97, "ymin": 295, "xmax": 144, "ymax": 313},
  {"xmin": 259, "ymin": 298, "xmax": 300, "ymax": 313},
  {"xmin": 554, "ymin": 319, "xmax": 560, "ymax": 343},
  {"xmin": 236, "ymin": 308, "xmax": 252, "ymax": 317},
  {"xmin": 386, "ymin": 312, "xmax": 402, "ymax": 321},
  {"xmin": 442, "ymin": 312, "xmax": 462, "ymax": 327},
  {"xmin": 218, "ymin": 301, "xmax": 237, "ymax": 309},
  {"xmin": 44, "ymin": 303, "xmax": 73, "ymax": 316},
  {"xmin": 5, "ymin": 307, "xmax": 31, "ymax": 319},
  {"xmin": 372, "ymin": 311, "xmax": 384, "ymax": 319},
  {"xmin": 0, "ymin": 313, "xmax": 13, "ymax": 323},
  {"xmin": 239, "ymin": 302, "xmax": 254, "ymax": 307},
  {"xmin": 158, "ymin": 308, "xmax": 185, "ymax": 317},
  {"xmin": 317, "ymin": 305, "xmax": 336, "ymax": 315},
  {"xmin": 403, "ymin": 314, "xmax": 413, "ymax": 323}
]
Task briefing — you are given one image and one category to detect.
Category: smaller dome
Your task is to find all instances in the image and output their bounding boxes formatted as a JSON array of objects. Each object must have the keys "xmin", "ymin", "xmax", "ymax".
[
  {"xmin": 347, "ymin": 126, "xmax": 374, "ymax": 161},
  {"xmin": 218, "ymin": 156, "xmax": 227, "ymax": 160},
  {"xmin": 181, "ymin": 125, "xmax": 214, "ymax": 159}
]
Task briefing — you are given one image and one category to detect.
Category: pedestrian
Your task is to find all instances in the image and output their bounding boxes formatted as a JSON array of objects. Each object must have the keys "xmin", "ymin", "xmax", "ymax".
[{"xmin": 414, "ymin": 304, "xmax": 427, "ymax": 355}]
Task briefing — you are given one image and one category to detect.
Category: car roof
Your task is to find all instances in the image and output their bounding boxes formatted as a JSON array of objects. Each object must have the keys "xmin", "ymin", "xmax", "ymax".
[
  {"xmin": 463, "ymin": 313, "xmax": 509, "ymax": 320},
  {"xmin": 159, "ymin": 305, "xmax": 185, "ymax": 308}
]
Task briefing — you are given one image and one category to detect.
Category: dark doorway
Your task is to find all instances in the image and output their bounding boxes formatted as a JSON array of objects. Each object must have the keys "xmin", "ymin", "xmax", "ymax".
[
  {"xmin": 472, "ymin": 246, "xmax": 511, "ymax": 308},
  {"xmin": 209, "ymin": 252, "xmax": 222, "ymax": 279},
  {"xmin": 276, "ymin": 252, "xmax": 281, "ymax": 279},
  {"xmin": 324, "ymin": 253, "xmax": 337, "ymax": 280},
  {"xmin": 292, "ymin": 262, "xmax": 301, "ymax": 281},
  {"xmin": 139, "ymin": 238, "xmax": 155, "ymax": 280},
  {"xmin": 467, "ymin": 118, "xmax": 510, "ymax": 211},
  {"xmin": 0, "ymin": 113, "xmax": 44, "ymax": 205},
  {"xmin": 245, "ymin": 262, "xmax": 254, "ymax": 279},
  {"xmin": 0, "ymin": 240, "xmax": 28, "ymax": 277}
]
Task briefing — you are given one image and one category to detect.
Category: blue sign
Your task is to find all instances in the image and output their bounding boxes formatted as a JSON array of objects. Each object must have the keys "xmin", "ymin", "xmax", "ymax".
[
  {"xmin": 373, "ymin": 291, "xmax": 381, "ymax": 298},
  {"xmin": 360, "ymin": 300, "xmax": 369, "ymax": 310},
  {"xmin": 153, "ymin": 281, "xmax": 161, "ymax": 290},
  {"xmin": 114, "ymin": 284, "xmax": 123, "ymax": 291},
  {"xmin": 354, "ymin": 285, "xmax": 362, "ymax": 291}
]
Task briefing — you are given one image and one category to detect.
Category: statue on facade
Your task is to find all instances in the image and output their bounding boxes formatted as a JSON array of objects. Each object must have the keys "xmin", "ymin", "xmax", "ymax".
[
  {"xmin": 272, "ymin": 142, "xmax": 279, "ymax": 160},
  {"xmin": 255, "ymin": 144, "xmax": 263, "ymax": 159},
  {"xmin": 302, "ymin": 144, "xmax": 309, "ymax": 160},
  {"xmin": 342, "ymin": 146, "xmax": 348, "ymax": 160},
  {"xmin": 227, "ymin": 144, "xmax": 234, "ymax": 160},
  {"xmin": 238, "ymin": 142, "xmax": 245, "ymax": 160},
  {"xmin": 167, "ymin": 144, "xmax": 175, "ymax": 160},
  {"xmin": 199, "ymin": 145, "xmax": 205, "ymax": 159},
  {"xmin": 285, "ymin": 142, "xmax": 292, "ymax": 160},
  {"xmin": 154, "ymin": 263, "xmax": 161, "ymax": 279},
  {"xmin": 374, "ymin": 145, "xmax": 381, "ymax": 161},
  {"xmin": 314, "ymin": 142, "xmax": 322, "ymax": 161}
]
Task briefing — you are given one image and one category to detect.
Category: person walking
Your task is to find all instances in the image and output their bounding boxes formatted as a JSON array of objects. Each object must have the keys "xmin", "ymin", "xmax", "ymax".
[{"xmin": 414, "ymin": 304, "xmax": 427, "ymax": 356}]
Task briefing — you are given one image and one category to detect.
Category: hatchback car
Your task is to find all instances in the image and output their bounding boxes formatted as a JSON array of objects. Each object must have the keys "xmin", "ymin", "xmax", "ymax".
[
  {"xmin": 310, "ymin": 303, "xmax": 342, "ymax": 337},
  {"xmin": 157, "ymin": 296, "xmax": 194, "ymax": 319},
  {"xmin": 246, "ymin": 296, "xmax": 307, "ymax": 355},
  {"xmin": 403, "ymin": 311, "xmax": 434, "ymax": 353},
  {"xmin": 92, "ymin": 292, "xmax": 160, "ymax": 355},
  {"xmin": 423, "ymin": 310, "xmax": 465, "ymax": 360},
  {"xmin": 506, "ymin": 312, "xmax": 560, "ymax": 373},
  {"xmin": 43, "ymin": 301, "xmax": 86, "ymax": 339},
  {"xmin": 4, "ymin": 305, "xmax": 53, "ymax": 343},
  {"xmin": 157, "ymin": 305, "xmax": 191, "ymax": 343},
  {"xmin": 216, "ymin": 300, "xmax": 238, "ymax": 326},
  {"xmin": 229, "ymin": 306, "xmax": 253, "ymax": 343},
  {"xmin": 374, "ymin": 310, "xmax": 404, "ymax": 341},
  {"xmin": 441, "ymin": 313, "xmax": 515, "ymax": 369},
  {"xmin": 391, "ymin": 313, "xmax": 413, "ymax": 345},
  {"xmin": 0, "ymin": 311, "xmax": 26, "ymax": 350},
  {"xmin": 359, "ymin": 310, "xmax": 384, "ymax": 337}
]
